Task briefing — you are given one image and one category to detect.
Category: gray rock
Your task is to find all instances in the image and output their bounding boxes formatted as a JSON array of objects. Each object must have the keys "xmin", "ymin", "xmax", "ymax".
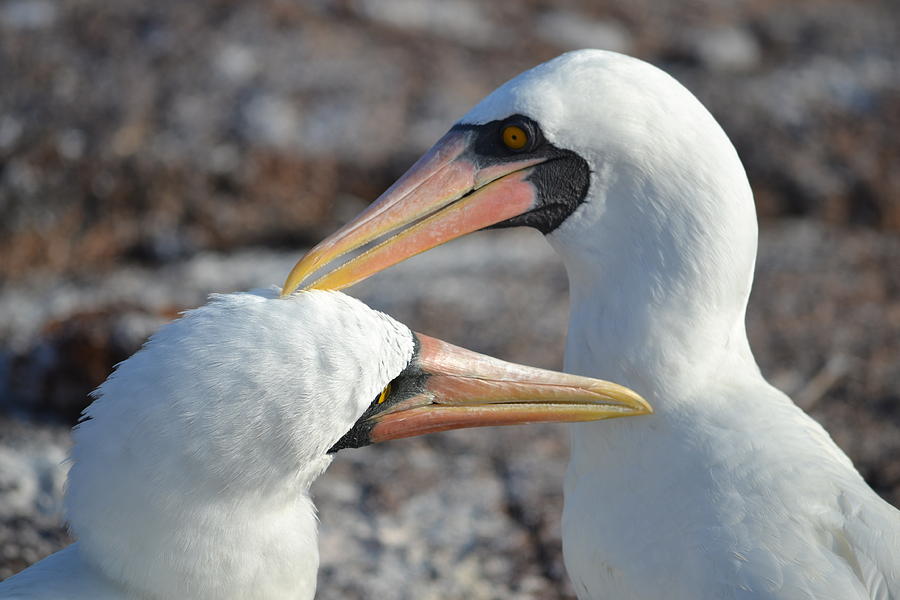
[
  {"xmin": 0, "ymin": 0, "xmax": 56, "ymax": 30},
  {"xmin": 536, "ymin": 11, "xmax": 633, "ymax": 54},
  {"xmin": 686, "ymin": 26, "xmax": 760, "ymax": 72}
]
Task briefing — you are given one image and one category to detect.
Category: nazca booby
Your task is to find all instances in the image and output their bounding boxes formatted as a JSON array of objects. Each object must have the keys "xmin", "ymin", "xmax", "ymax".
[
  {"xmin": 283, "ymin": 50, "xmax": 900, "ymax": 599},
  {"xmin": 0, "ymin": 288, "xmax": 649, "ymax": 599}
]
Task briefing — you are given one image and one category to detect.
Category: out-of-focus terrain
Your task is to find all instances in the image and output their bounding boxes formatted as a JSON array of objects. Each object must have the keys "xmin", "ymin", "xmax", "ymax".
[{"xmin": 1, "ymin": 1, "xmax": 898, "ymax": 598}]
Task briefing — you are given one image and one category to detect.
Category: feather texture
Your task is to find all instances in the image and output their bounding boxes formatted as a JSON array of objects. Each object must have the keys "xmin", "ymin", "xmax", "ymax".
[
  {"xmin": 462, "ymin": 50, "xmax": 900, "ymax": 599},
  {"xmin": 0, "ymin": 289, "xmax": 414, "ymax": 599}
]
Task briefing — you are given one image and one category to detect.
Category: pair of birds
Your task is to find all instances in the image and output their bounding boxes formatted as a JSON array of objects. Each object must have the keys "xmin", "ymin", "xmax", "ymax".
[{"xmin": 3, "ymin": 50, "xmax": 898, "ymax": 599}]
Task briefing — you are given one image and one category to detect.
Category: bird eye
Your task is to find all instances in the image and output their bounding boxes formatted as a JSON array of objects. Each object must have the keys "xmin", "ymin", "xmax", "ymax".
[
  {"xmin": 376, "ymin": 383, "xmax": 392, "ymax": 405},
  {"xmin": 501, "ymin": 124, "xmax": 528, "ymax": 150}
]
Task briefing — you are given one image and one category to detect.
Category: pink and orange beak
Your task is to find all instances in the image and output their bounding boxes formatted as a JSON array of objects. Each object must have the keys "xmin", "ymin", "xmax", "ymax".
[
  {"xmin": 330, "ymin": 334, "xmax": 651, "ymax": 452},
  {"xmin": 286, "ymin": 123, "xmax": 652, "ymax": 448},
  {"xmin": 281, "ymin": 129, "xmax": 548, "ymax": 295}
]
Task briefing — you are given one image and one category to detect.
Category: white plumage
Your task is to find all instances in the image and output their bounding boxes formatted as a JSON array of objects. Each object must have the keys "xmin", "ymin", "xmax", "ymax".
[
  {"xmin": 1, "ymin": 290, "xmax": 413, "ymax": 599},
  {"xmin": 461, "ymin": 50, "xmax": 900, "ymax": 599}
]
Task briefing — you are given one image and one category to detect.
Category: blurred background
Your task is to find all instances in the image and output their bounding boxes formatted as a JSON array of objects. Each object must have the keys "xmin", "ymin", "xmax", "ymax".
[{"xmin": 1, "ymin": 0, "xmax": 898, "ymax": 597}]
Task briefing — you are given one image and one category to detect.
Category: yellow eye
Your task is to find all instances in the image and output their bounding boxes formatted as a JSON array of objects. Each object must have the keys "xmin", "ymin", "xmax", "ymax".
[
  {"xmin": 502, "ymin": 125, "xmax": 528, "ymax": 150},
  {"xmin": 376, "ymin": 383, "xmax": 391, "ymax": 405}
]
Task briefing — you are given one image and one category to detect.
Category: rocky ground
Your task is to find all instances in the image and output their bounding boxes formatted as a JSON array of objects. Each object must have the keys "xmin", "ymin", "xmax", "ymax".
[{"xmin": 1, "ymin": 0, "xmax": 899, "ymax": 596}]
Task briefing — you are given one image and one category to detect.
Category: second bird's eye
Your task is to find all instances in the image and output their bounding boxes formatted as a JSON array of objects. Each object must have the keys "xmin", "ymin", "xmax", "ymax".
[
  {"xmin": 376, "ymin": 382, "xmax": 392, "ymax": 405},
  {"xmin": 501, "ymin": 125, "xmax": 528, "ymax": 150}
]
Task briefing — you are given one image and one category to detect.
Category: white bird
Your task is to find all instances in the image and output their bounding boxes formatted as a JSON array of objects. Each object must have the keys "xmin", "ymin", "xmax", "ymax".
[
  {"xmin": 0, "ymin": 288, "xmax": 648, "ymax": 599},
  {"xmin": 283, "ymin": 50, "xmax": 900, "ymax": 599}
]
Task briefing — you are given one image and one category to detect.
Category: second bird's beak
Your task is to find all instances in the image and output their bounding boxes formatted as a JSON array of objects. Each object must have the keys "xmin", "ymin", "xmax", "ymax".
[
  {"xmin": 282, "ymin": 129, "xmax": 546, "ymax": 295},
  {"xmin": 329, "ymin": 334, "xmax": 651, "ymax": 452}
]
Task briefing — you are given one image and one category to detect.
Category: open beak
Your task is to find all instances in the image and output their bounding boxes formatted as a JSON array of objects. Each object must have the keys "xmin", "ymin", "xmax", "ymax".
[
  {"xmin": 282, "ymin": 129, "xmax": 547, "ymax": 295},
  {"xmin": 329, "ymin": 334, "xmax": 651, "ymax": 451}
]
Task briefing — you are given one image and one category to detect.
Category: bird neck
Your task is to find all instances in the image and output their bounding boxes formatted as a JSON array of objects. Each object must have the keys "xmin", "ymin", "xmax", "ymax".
[
  {"xmin": 557, "ymin": 184, "xmax": 764, "ymax": 507},
  {"xmin": 550, "ymin": 149, "xmax": 760, "ymax": 402},
  {"xmin": 62, "ymin": 372, "xmax": 333, "ymax": 599},
  {"xmin": 562, "ymin": 261, "xmax": 757, "ymax": 402},
  {"xmin": 66, "ymin": 419, "xmax": 329, "ymax": 600}
]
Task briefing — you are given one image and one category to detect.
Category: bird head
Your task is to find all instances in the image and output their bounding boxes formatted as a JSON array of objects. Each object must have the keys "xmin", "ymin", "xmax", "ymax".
[{"xmin": 280, "ymin": 50, "xmax": 759, "ymax": 384}]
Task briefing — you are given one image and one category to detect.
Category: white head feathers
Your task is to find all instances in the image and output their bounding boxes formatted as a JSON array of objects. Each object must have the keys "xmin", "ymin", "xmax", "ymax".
[
  {"xmin": 465, "ymin": 50, "xmax": 759, "ymax": 391},
  {"xmin": 64, "ymin": 289, "xmax": 414, "ymax": 600}
]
